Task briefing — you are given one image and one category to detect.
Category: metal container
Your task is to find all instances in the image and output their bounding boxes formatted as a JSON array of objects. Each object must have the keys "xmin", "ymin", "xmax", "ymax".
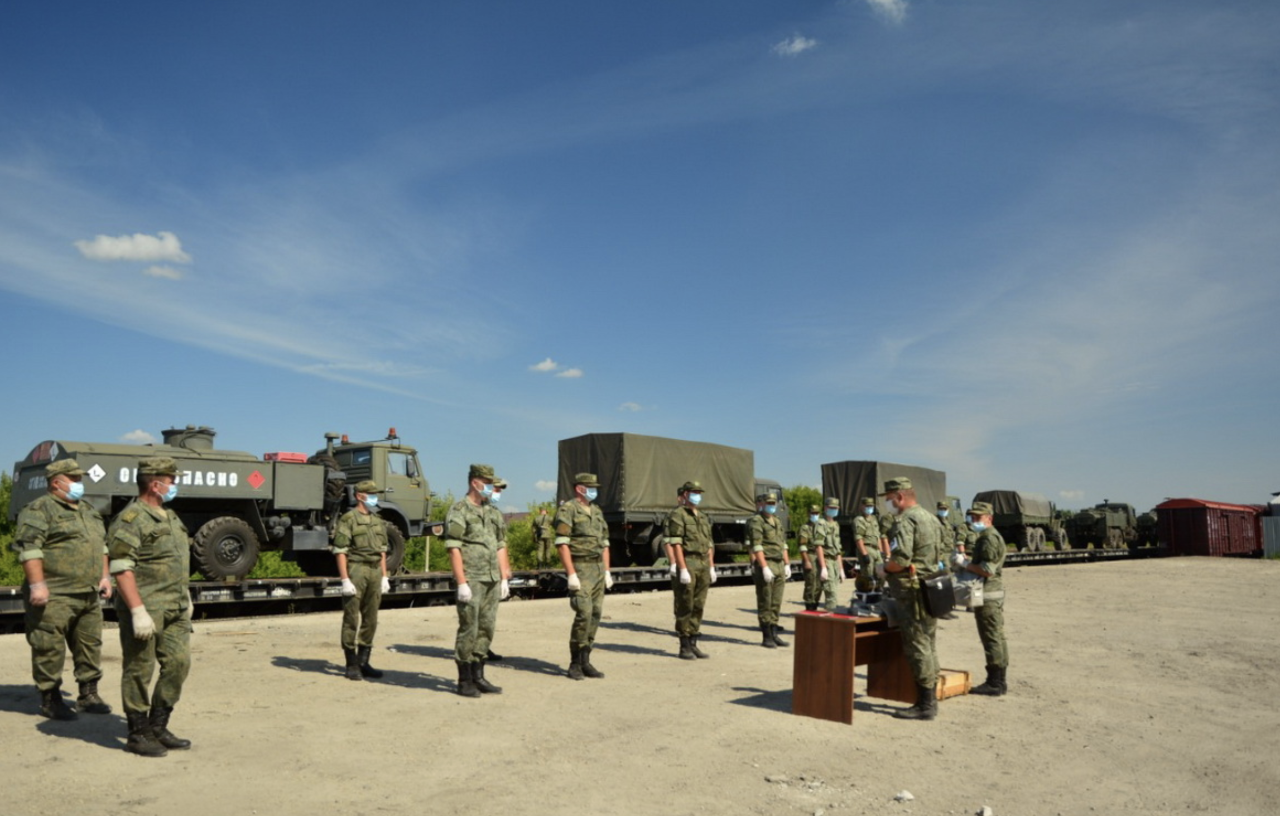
[{"xmin": 1155, "ymin": 498, "xmax": 1262, "ymax": 557}]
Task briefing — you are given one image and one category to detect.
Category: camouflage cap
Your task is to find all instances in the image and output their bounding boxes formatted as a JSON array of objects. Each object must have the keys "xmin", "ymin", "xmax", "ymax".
[
  {"xmin": 861, "ymin": 497, "xmax": 876, "ymax": 507},
  {"xmin": 808, "ymin": 504, "xmax": 821, "ymax": 514},
  {"xmin": 45, "ymin": 459, "xmax": 85, "ymax": 479},
  {"xmin": 968, "ymin": 501, "xmax": 994, "ymax": 517},
  {"xmin": 138, "ymin": 456, "xmax": 178, "ymax": 477},
  {"xmin": 493, "ymin": 478, "xmax": 508, "ymax": 490},
  {"xmin": 680, "ymin": 480, "xmax": 704, "ymax": 493},
  {"xmin": 468, "ymin": 463, "xmax": 495, "ymax": 481},
  {"xmin": 878, "ymin": 476, "xmax": 912, "ymax": 495},
  {"xmin": 937, "ymin": 501, "xmax": 949, "ymax": 510},
  {"xmin": 757, "ymin": 492, "xmax": 778, "ymax": 504},
  {"xmin": 573, "ymin": 472, "xmax": 599, "ymax": 487},
  {"xmin": 825, "ymin": 497, "xmax": 840, "ymax": 508},
  {"xmin": 354, "ymin": 479, "xmax": 382, "ymax": 495}
]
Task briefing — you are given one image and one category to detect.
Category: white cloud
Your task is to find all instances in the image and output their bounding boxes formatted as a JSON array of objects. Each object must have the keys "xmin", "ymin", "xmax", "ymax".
[
  {"xmin": 529, "ymin": 357, "xmax": 558, "ymax": 372},
  {"xmin": 1059, "ymin": 490, "xmax": 1085, "ymax": 502},
  {"xmin": 75, "ymin": 231, "xmax": 192, "ymax": 263},
  {"xmin": 865, "ymin": 0, "xmax": 908, "ymax": 26},
  {"xmin": 618, "ymin": 402, "xmax": 643, "ymax": 412},
  {"xmin": 534, "ymin": 479, "xmax": 557, "ymax": 492},
  {"xmin": 555, "ymin": 368, "xmax": 584, "ymax": 378},
  {"xmin": 119, "ymin": 429, "xmax": 156, "ymax": 444},
  {"xmin": 142, "ymin": 265, "xmax": 184, "ymax": 280},
  {"xmin": 772, "ymin": 34, "xmax": 818, "ymax": 58}
]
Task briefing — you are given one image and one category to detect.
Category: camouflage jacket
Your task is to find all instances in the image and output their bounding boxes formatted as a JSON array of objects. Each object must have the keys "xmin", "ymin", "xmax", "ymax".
[
  {"xmin": 854, "ymin": 514, "xmax": 882, "ymax": 549},
  {"xmin": 553, "ymin": 499, "xmax": 608, "ymax": 560},
  {"xmin": 799, "ymin": 519, "xmax": 840, "ymax": 561},
  {"xmin": 748, "ymin": 512, "xmax": 786, "ymax": 561},
  {"xmin": 443, "ymin": 498, "xmax": 504, "ymax": 583},
  {"xmin": 886, "ymin": 504, "xmax": 940, "ymax": 590},
  {"xmin": 107, "ymin": 499, "xmax": 191, "ymax": 611},
  {"xmin": 14, "ymin": 493, "xmax": 107, "ymax": 594},
  {"xmin": 971, "ymin": 526, "xmax": 1007, "ymax": 594},
  {"xmin": 532, "ymin": 514, "xmax": 553, "ymax": 543},
  {"xmin": 664, "ymin": 506, "xmax": 712, "ymax": 556},
  {"xmin": 333, "ymin": 508, "xmax": 388, "ymax": 564}
]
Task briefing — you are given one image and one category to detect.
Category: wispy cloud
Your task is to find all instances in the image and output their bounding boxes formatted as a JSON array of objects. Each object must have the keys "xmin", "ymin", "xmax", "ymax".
[
  {"xmin": 142, "ymin": 265, "xmax": 184, "ymax": 280},
  {"xmin": 618, "ymin": 402, "xmax": 643, "ymax": 412},
  {"xmin": 555, "ymin": 368, "xmax": 584, "ymax": 379},
  {"xmin": 772, "ymin": 35, "xmax": 818, "ymax": 57},
  {"xmin": 119, "ymin": 429, "xmax": 156, "ymax": 444},
  {"xmin": 1059, "ymin": 490, "xmax": 1085, "ymax": 502},
  {"xmin": 529, "ymin": 357, "xmax": 559, "ymax": 372},
  {"xmin": 865, "ymin": 0, "xmax": 908, "ymax": 26},
  {"xmin": 75, "ymin": 230, "xmax": 191, "ymax": 263},
  {"xmin": 534, "ymin": 479, "xmax": 556, "ymax": 492}
]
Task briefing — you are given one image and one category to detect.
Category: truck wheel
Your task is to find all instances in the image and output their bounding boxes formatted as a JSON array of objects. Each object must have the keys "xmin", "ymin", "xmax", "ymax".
[
  {"xmin": 384, "ymin": 523, "xmax": 407, "ymax": 575},
  {"xmin": 296, "ymin": 551, "xmax": 336, "ymax": 577},
  {"xmin": 193, "ymin": 517, "xmax": 261, "ymax": 580}
]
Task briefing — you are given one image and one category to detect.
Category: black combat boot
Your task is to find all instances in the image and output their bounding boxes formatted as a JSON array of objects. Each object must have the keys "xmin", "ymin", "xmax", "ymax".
[
  {"xmin": 485, "ymin": 649, "xmax": 503, "ymax": 662},
  {"xmin": 771, "ymin": 624, "xmax": 787, "ymax": 648},
  {"xmin": 125, "ymin": 711, "xmax": 167, "ymax": 757},
  {"xmin": 456, "ymin": 660, "xmax": 480, "ymax": 698},
  {"xmin": 761, "ymin": 624, "xmax": 777, "ymax": 649},
  {"xmin": 678, "ymin": 636, "xmax": 696, "ymax": 660},
  {"xmin": 40, "ymin": 687, "xmax": 77, "ymax": 721},
  {"xmin": 357, "ymin": 645, "xmax": 384, "ymax": 679},
  {"xmin": 894, "ymin": 684, "xmax": 938, "ymax": 721},
  {"xmin": 76, "ymin": 680, "xmax": 112, "ymax": 714},
  {"xmin": 972, "ymin": 665, "xmax": 1007, "ymax": 696},
  {"xmin": 343, "ymin": 648, "xmax": 363, "ymax": 681},
  {"xmin": 804, "ymin": 602, "xmax": 818, "ymax": 612},
  {"xmin": 567, "ymin": 646, "xmax": 585, "ymax": 680},
  {"xmin": 150, "ymin": 706, "xmax": 192, "ymax": 749},
  {"xmin": 581, "ymin": 647, "xmax": 605, "ymax": 679},
  {"xmin": 473, "ymin": 659, "xmax": 503, "ymax": 694},
  {"xmin": 689, "ymin": 636, "xmax": 710, "ymax": 659}
]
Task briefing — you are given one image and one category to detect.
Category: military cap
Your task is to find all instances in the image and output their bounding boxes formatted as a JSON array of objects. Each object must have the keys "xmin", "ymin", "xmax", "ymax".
[
  {"xmin": 761, "ymin": 492, "xmax": 778, "ymax": 503},
  {"xmin": 354, "ymin": 479, "xmax": 382, "ymax": 495},
  {"xmin": 968, "ymin": 501, "xmax": 994, "ymax": 517},
  {"xmin": 937, "ymin": 501, "xmax": 949, "ymax": 510},
  {"xmin": 138, "ymin": 456, "xmax": 178, "ymax": 476},
  {"xmin": 680, "ymin": 480, "xmax": 704, "ymax": 493},
  {"xmin": 861, "ymin": 497, "xmax": 876, "ymax": 507},
  {"xmin": 494, "ymin": 478, "xmax": 508, "ymax": 490},
  {"xmin": 808, "ymin": 504, "xmax": 821, "ymax": 514},
  {"xmin": 45, "ymin": 459, "xmax": 85, "ymax": 479},
  {"xmin": 878, "ymin": 476, "xmax": 912, "ymax": 494},
  {"xmin": 573, "ymin": 472, "xmax": 599, "ymax": 487},
  {"xmin": 825, "ymin": 497, "xmax": 840, "ymax": 508},
  {"xmin": 468, "ymin": 463, "xmax": 495, "ymax": 481}
]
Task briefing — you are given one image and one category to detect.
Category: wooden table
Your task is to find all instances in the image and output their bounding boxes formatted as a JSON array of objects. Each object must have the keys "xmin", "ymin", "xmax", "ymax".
[{"xmin": 791, "ymin": 610, "xmax": 916, "ymax": 724}]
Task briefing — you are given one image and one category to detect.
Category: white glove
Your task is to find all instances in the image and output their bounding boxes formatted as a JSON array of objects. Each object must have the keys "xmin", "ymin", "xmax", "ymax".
[
  {"xmin": 874, "ymin": 563, "xmax": 887, "ymax": 580},
  {"xmin": 604, "ymin": 571, "xmax": 614, "ymax": 590},
  {"xmin": 184, "ymin": 589, "xmax": 194, "ymax": 621},
  {"xmin": 762, "ymin": 565, "xmax": 775, "ymax": 583},
  {"xmin": 130, "ymin": 606, "xmax": 156, "ymax": 641},
  {"xmin": 500, "ymin": 579, "xmax": 511, "ymax": 599},
  {"xmin": 456, "ymin": 582, "xmax": 472, "ymax": 603},
  {"xmin": 783, "ymin": 565, "xmax": 791, "ymax": 581},
  {"xmin": 341, "ymin": 578, "xmax": 357, "ymax": 596},
  {"xmin": 669, "ymin": 562, "xmax": 678, "ymax": 578},
  {"xmin": 28, "ymin": 581, "xmax": 49, "ymax": 607},
  {"xmin": 567, "ymin": 573, "xmax": 581, "ymax": 591},
  {"xmin": 950, "ymin": 552, "xmax": 970, "ymax": 569},
  {"xmin": 679, "ymin": 568, "xmax": 691, "ymax": 585},
  {"xmin": 820, "ymin": 566, "xmax": 828, "ymax": 581},
  {"xmin": 709, "ymin": 566, "xmax": 718, "ymax": 584},
  {"xmin": 380, "ymin": 576, "xmax": 391, "ymax": 594}
]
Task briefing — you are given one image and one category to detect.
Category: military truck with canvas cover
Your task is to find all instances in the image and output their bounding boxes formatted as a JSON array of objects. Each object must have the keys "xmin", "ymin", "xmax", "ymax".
[
  {"xmin": 9, "ymin": 425, "xmax": 439, "ymax": 581},
  {"xmin": 1066, "ymin": 501, "xmax": 1138, "ymax": 549},
  {"xmin": 821, "ymin": 460, "xmax": 948, "ymax": 556},
  {"xmin": 971, "ymin": 489, "xmax": 1068, "ymax": 552},
  {"xmin": 557, "ymin": 433, "xmax": 756, "ymax": 565}
]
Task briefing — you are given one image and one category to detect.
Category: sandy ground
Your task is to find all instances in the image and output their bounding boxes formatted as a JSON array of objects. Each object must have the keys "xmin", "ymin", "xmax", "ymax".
[{"xmin": 2, "ymin": 557, "xmax": 1278, "ymax": 816}]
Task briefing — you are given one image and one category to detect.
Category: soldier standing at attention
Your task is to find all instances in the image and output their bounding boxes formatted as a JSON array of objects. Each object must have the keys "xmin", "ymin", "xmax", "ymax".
[
  {"xmin": 936, "ymin": 502, "xmax": 958, "ymax": 571},
  {"xmin": 445, "ymin": 464, "xmax": 509, "ymax": 698},
  {"xmin": 483, "ymin": 478, "xmax": 511, "ymax": 662},
  {"xmin": 878, "ymin": 476, "xmax": 943, "ymax": 721},
  {"xmin": 956, "ymin": 501, "xmax": 1009, "ymax": 696},
  {"xmin": 334, "ymin": 479, "xmax": 391, "ymax": 682},
  {"xmin": 816, "ymin": 498, "xmax": 843, "ymax": 612},
  {"xmin": 853, "ymin": 497, "xmax": 884, "ymax": 595},
  {"xmin": 108, "ymin": 457, "xmax": 193, "ymax": 757},
  {"xmin": 14, "ymin": 458, "xmax": 114, "ymax": 720},
  {"xmin": 532, "ymin": 507, "xmax": 554, "ymax": 568},
  {"xmin": 798, "ymin": 504, "xmax": 823, "ymax": 612},
  {"xmin": 555, "ymin": 472, "xmax": 612, "ymax": 680},
  {"xmin": 749, "ymin": 492, "xmax": 788, "ymax": 649},
  {"xmin": 665, "ymin": 480, "xmax": 716, "ymax": 660}
]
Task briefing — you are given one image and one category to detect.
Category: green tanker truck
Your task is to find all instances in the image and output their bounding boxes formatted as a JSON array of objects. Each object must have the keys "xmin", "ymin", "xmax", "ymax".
[{"xmin": 9, "ymin": 425, "xmax": 440, "ymax": 580}]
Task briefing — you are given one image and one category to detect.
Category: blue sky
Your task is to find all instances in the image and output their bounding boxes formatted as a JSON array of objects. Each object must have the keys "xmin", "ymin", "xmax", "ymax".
[{"xmin": 2, "ymin": 0, "xmax": 1277, "ymax": 514}]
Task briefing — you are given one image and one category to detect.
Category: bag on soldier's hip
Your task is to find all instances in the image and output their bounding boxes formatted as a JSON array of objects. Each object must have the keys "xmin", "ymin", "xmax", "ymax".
[{"xmin": 921, "ymin": 574, "xmax": 956, "ymax": 618}]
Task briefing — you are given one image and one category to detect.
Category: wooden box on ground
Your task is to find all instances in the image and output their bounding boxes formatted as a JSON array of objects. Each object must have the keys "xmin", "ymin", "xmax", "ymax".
[{"xmin": 936, "ymin": 668, "xmax": 971, "ymax": 700}]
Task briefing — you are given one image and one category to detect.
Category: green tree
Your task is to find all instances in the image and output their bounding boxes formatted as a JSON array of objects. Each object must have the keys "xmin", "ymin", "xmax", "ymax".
[
  {"xmin": 0, "ymin": 473, "xmax": 21, "ymax": 586},
  {"xmin": 783, "ymin": 484, "xmax": 822, "ymax": 536}
]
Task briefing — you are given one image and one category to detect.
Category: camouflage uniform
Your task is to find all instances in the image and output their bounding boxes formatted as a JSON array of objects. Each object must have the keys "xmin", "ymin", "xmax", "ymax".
[
  {"xmin": 665, "ymin": 504, "xmax": 712, "ymax": 639},
  {"xmin": 748, "ymin": 499, "xmax": 787, "ymax": 632},
  {"xmin": 333, "ymin": 507, "xmax": 388, "ymax": 651},
  {"xmin": 798, "ymin": 509, "xmax": 822, "ymax": 610},
  {"xmin": 15, "ymin": 486, "xmax": 109, "ymax": 702},
  {"xmin": 815, "ymin": 514, "xmax": 842, "ymax": 611},
  {"xmin": 555, "ymin": 478, "xmax": 609, "ymax": 679},
  {"xmin": 935, "ymin": 511, "xmax": 957, "ymax": 572},
  {"xmin": 884, "ymin": 503, "xmax": 941, "ymax": 692},
  {"xmin": 970, "ymin": 519, "xmax": 1009, "ymax": 678},
  {"xmin": 532, "ymin": 512, "xmax": 554, "ymax": 567},
  {"xmin": 444, "ymin": 497, "xmax": 504, "ymax": 663},
  {"xmin": 854, "ymin": 508, "xmax": 884, "ymax": 592}
]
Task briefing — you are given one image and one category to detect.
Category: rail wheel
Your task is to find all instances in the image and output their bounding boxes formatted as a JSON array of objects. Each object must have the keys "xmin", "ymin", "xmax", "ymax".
[{"xmin": 193, "ymin": 516, "xmax": 261, "ymax": 580}]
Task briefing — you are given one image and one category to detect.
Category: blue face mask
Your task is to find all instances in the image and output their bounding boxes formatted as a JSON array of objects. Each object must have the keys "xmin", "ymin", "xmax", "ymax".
[
  {"xmin": 65, "ymin": 481, "xmax": 85, "ymax": 501},
  {"xmin": 825, "ymin": 508, "xmax": 838, "ymax": 519},
  {"xmin": 162, "ymin": 483, "xmax": 178, "ymax": 503},
  {"xmin": 863, "ymin": 507, "xmax": 874, "ymax": 515},
  {"xmin": 478, "ymin": 482, "xmax": 494, "ymax": 498},
  {"xmin": 688, "ymin": 493, "xmax": 702, "ymax": 506},
  {"xmin": 363, "ymin": 495, "xmax": 379, "ymax": 509},
  {"xmin": 937, "ymin": 510, "xmax": 949, "ymax": 518},
  {"xmin": 972, "ymin": 521, "xmax": 987, "ymax": 531},
  {"xmin": 809, "ymin": 514, "xmax": 819, "ymax": 523},
  {"xmin": 765, "ymin": 504, "xmax": 777, "ymax": 515},
  {"xmin": 584, "ymin": 488, "xmax": 598, "ymax": 502},
  {"xmin": 490, "ymin": 492, "xmax": 502, "ymax": 504}
]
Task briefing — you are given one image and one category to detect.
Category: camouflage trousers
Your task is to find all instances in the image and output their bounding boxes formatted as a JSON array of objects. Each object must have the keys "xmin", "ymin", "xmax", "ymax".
[
  {"xmin": 455, "ymin": 579, "xmax": 499, "ymax": 663},
  {"xmin": 568, "ymin": 559, "xmax": 604, "ymax": 650},
  {"xmin": 118, "ymin": 602, "xmax": 191, "ymax": 715},
  {"xmin": 341, "ymin": 561, "xmax": 383, "ymax": 650},
  {"xmin": 753, "ymin": 558, "xmax": 787, "ymax": 626},
  {"xmin": 855, "ymin": 550, "xmax": 884, "ymax": 593},
  {"xmin": 803, "ymin": 562, "xmax": 841, "ymax": 611},
  {"xmin": 536, "ymin": 537, "xmax": 555, "ymax": 568},
  {"xmin": 25, "ymin": 591, "xmax": 104, "ymax": 692},
  {"xmin": 891, "ymin": 582, "xmax": 939, "ymax": 688},
  {"xmin": 974, "ymin": 596, "xmax": 1008, "ymax": 668},
  {"xmin": 674, "ymin": 553, "xmax": 710, "ymax": 637}
]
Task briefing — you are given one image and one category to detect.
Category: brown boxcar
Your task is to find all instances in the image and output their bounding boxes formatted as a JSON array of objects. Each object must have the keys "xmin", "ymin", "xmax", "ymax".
[{"xmin": 1155, "ymin": 498, "xmax": 1262, "ymax": 557}]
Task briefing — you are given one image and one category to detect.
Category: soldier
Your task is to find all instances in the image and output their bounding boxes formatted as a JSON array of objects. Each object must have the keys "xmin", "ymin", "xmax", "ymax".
[
  {"xmin": 108, "ymin": 457, "xmax": 193, "ymax": 757},
  {"xmin": 334, "ymin": 479, "xmax": 391, "ymax": 682},
  {"xmin": 484, "ymin": 478, "xmax": 510, "ymax": 662},
  {"xmin": 955, "ymin": 501, "xmax": 1009, "ymax": 696},
  {"xmin": 554, "ymin": 472, "xmax": 613, "ymax": 680},
  {"xmin": 936, "ymin": 502, "xmax": 958, "ymax": 571},
  {"xmin": 14, "ymin": 458, "xmax": 113, "ymax": 720},
  {"xmin": 748, "ymin": 492, "xmax": 788, "ymax": 648},
  {"xmin": 877, "ymin": 476, "xmax": 942, "ymax": 721},
  {"xmin": 816, "ymin": 497, "xmax": 843, "ymax": 612},
  {"xmin": 852, "ymin": 497, "xmax": 885, "ymax": 595},
  {"xmin": 532, "ymin": 507, "xmax": 554, "ymax": 569},
  {"xmin": 797, "ymin": 504, "xmax": 823, "ymax": 612},
  {"xmin": 444, "ymin": 464, "xmax": 510, "ymax": 698},
  {"xmin": 665, "ymin": 480, "xmax": 716, "ymax": 660}
]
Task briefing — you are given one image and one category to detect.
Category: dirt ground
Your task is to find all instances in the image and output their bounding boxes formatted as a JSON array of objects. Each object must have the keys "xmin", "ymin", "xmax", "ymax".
[{"xmin": 2, "ymin": 556, "xmax": 1278, "ymax": 816}]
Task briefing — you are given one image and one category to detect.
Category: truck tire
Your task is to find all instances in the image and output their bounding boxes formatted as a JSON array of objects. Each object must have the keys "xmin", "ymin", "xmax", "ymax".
[
  {"xmin": 296, "ymin": 551, "xmax": 336, "ymax": 577},
  {"xmin": 193, "ymin": 516, "xmax": 261, "ymax": 580},
  {"xmin": 384, "ymin": 523, "xmax": 406, "ymax": 575}
]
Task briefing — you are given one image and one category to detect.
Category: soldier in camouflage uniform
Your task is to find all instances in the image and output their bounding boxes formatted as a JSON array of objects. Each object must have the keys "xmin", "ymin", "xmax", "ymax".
[
  {"xmin": 444, "ymin": 464, "xmax": 510, "ymax": 698},
  {"xmin": 334, "ymin": 479, "xmax": 390, "ymax": 682},
  {"xmin": 666, "ymin": 480, "xmax": 716, "ymax": 660},
  {"xmin": 749, "ymin": 492, "xmax": 789, "ymax": 648},
  {"xmin": 853, "ymin": 497, "xmax": 885, "ymax": 594},
  {"xmin": 555, "ymin": 472, "xmax": 612, "ymax": 680},
  {"xmin": 483, "ymin": 478, "xmax": 510, "ymax": 662},
  {"xmin": 935, "ymin": 502, "xmax": 958, "ymax": 571},
  {"xmin": 798, "ymin": 504, "xmax": 824, "ymax": 612},
  {"xmin": 815, "ymin": 498, "xmax": 843, "ymax": 611},
  {"xmin": 108, "ymin": 457, "xmax": 193, "ymax": 757},
  {"xmin": 957, "ymin": 501, "xmax": 1009, "ymax": 696},
  {"xmin": 532, "ymin": 507, "xmax": 554, "ymax": 568},
  {"xmin": 878, "ymin": 477, "xmax": 943, "ymax": 721},
  {"xmin": 14, "ymin": 458, "xmax": 114, "ymax": 720}
]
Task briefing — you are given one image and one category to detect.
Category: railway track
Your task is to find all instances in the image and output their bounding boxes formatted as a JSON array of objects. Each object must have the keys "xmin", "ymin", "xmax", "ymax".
[{"xmin": 0, "ymin": 546, "xmax": 1167, "ymax": 634}]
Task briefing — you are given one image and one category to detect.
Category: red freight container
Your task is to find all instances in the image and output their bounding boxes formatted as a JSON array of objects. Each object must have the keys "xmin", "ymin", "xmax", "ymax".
[
  {"xmin": 1155, "ymin": 498, "xmax": 1262, "ymax": 557},
  {"xmin": 263, "ymin": 452, "xmax": 309, "ymax": 463}
]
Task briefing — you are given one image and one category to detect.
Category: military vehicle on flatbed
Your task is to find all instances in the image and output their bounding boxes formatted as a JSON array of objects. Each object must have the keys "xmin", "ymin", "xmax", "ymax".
[
  {"xmin": 971, "ymin": 489, "xmax": 1069, "ymax": 552},
  {"xmin": 9, "ymin": 425, "xmax": 440, "ymax": 580},
  {"xmin": 1065, "ymin": 500, "xmax": 1138, "ymax": 549}
]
